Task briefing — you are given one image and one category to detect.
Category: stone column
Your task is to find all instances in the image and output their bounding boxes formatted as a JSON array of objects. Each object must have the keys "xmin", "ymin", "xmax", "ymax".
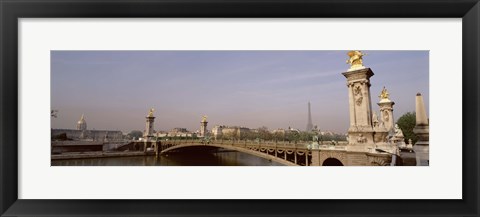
[
  {"xmin": 413, "ymin": 93, "xmax": 429, "ymax": 166},
  {"xmin": 306, "ymin": 101, "xmax": 314, "ymax": 131},
  {"xmin": 347, "ymin": 83, "xmax": 356, "ymax": 128},
  {"xmin": 342, "ymin": 68, "xmax": 375, "ymax": 151},
  {"xmin": 377, "ymin": 99, "xmax": 395, "ymax": 132},
  {"xmin": 144, "ymin": 116, "xmax": 155, "ymax": 141},
  {"xmin": 311, "ymin": 149, "xmax": 321, "ymax": 166},
  {"xmin": 200, "ymin": 120, "xmax": 208, "ymax": 137}
]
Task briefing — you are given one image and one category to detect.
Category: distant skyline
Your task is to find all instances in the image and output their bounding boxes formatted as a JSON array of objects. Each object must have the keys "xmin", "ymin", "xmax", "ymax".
[{"xmin": 51, "ymin": 50, "xmax": 429, "ymax": 133}]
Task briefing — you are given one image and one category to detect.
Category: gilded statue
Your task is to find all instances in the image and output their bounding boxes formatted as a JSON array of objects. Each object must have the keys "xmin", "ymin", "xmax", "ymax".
[
  {"xmin": 148, "ymin": 108, "xmax": 155, "ymax": 117},
  {"xmin": 346, "ymin": 50, "xmax": 366, "ymax": 70},
  {"xmin": 202, "ymin": 115, "xmax": 208, "ymax": 122},
  {"xmin": 379, "ymin": 86, "xmax": 390, "ymax": 100}
]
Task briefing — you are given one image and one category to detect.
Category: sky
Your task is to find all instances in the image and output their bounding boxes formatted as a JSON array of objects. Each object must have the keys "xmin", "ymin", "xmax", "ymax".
[{"xmin": 51, "ymin": 50, "xmax": 429, "ymax": 134}]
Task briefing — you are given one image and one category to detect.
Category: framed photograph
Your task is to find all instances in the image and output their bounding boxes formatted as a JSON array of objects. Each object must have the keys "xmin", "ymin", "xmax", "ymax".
[
  {"xmin": 49, "ymin": 50, "xmax": 428, "ymax": 167},
  {"xmin": 1, "ymin": 0, "xmax": 478, "ymax": 216}
]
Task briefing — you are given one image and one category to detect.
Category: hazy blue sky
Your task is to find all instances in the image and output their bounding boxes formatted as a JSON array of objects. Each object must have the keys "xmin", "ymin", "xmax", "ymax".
[{"xmin": 51, "ymin": 51, "xmax": 429, "ymax": 133}]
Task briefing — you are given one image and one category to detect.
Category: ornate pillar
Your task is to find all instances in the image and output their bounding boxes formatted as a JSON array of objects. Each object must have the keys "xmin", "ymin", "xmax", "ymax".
[
  {"xmin": 342, "ymin": 51, "xmax": 377, "ymax": 152},
  {"xmin": 342, "ymin": 67, "xmax": 375, "ymax": 150},
  {"xmin": 144, "ymin": 108, "xmax": 155, "ymax": 141},
  {"xmin": 377, "ymin": 87, "xmax": 395, "ymax": 132},
  {"xmin": 343, "ymin": 69, "xmax": 374, "ymax": 130},
  {"xmin": 413, "ymin": 93, "xmax": 429, "ymax": 166},
  {"xmin": 200, "ymin": 115, "xmax": 208, "ymax": 137},
  {"xmin": 311, "ymin": 150, "xmax": 320, "ymax": 166}
]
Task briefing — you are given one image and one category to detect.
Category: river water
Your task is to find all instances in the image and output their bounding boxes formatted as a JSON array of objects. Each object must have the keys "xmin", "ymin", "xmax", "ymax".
[{"xmin": 51, "ymin": 149, "xmax": 284, "ymax": 166}]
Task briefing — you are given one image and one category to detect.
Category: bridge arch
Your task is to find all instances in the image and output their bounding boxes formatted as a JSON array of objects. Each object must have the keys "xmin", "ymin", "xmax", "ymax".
[
  {"xmin": 161, "ymin": 143, "xmax": 298, "ymax": 166},
  {"xmin": 322, "ymin": 158, "xmax": 344, "ymax": 166}
]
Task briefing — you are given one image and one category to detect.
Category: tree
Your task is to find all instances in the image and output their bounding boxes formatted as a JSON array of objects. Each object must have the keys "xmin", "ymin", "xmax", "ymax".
[
  {"xmin": 332, "ymin": 133, "xmax": 347, "ymax": 141},
  {"xmin": 299, "ymin": 131, "xmax": 314, "ymax": 142},
  {"xmin": 396, "ymin": 112, "xmax": 418, "ymax": 144},
  {"xmin": 285, "ymin": 131, "xmax": 300, "ymax": 142},
  {"xmin": 191, "ymin": 134, "xmax": 198, "ymax": 140},
  {"xmin": 272, "ymin": 131, "xmax": 285, "ymax": 141},
  {"xmin": 248, "ymin": 131, "xmax": 259, "ymax": 141},
  {"xmin": 240, "ymin": 130, "xmax": 255, "ymax": 141},
  {"xmin": 128, "ymin": 130, "xmax": 143, "ymax": 140},
  {"xmin": 257, "ymin": 126, "xmax": 272, "ymax": 141},
  {"xmin": 223, "ymin": 130, "xmax": 236, "ymax": 140}
]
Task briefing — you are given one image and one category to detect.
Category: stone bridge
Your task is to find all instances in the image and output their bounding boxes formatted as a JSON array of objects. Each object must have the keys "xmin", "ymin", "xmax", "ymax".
[{"xmin": 126, "ymin": 139, "xmax": 394, "ymax": 166}]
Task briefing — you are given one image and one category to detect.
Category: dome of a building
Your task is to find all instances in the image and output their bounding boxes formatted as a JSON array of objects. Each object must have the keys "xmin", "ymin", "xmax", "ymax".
[
  {"xmin": 77, "ymin": 115, "xmax": 85, "ymax": 124},
  {"xmin": 76, "ymin": 114, "xmax": 87, "ymax": 130}
]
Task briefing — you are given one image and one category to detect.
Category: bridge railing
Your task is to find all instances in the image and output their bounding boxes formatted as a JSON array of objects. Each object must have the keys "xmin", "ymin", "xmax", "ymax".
[
  {"xmin": 159, "ymin": 138, "xmax": 319, "ymax": 152},
  {"xmin": 219, "ymin": 140, "xmax": 308, "ymax": 151}
]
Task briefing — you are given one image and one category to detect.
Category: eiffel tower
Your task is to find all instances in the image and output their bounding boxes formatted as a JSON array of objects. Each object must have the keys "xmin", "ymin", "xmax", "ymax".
[{"xmin": 306, "ymin": 101, "xmax": 313, "ymax": 131}]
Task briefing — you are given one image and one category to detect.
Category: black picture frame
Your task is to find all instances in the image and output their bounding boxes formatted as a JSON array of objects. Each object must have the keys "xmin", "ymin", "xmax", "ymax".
[{"xmin": 1, "ymin": 0, "xmax": 479, "ymax": 216}]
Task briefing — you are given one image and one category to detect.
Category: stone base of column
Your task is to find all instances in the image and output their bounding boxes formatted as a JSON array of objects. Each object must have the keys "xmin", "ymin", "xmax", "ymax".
[
  {"xmin": 413, "ymin": 124, "xmax": 429, "ymax": 166},
  {"xmin": 311, "ymin": 150, "xmax": 321, "ymax": 166},
  {"xmin": 346, "ymin": 128, "xmax": 376, "ymax": 152},
  {"xmin": 413, "ymin": 142, "xmax": 429, "ymax": 166}
]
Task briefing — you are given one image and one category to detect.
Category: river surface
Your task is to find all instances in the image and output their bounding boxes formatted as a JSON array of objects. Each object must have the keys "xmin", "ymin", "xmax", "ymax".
[{"xmin": 51, "ymin": 149, "xmax": 284, "ymax": 166}]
